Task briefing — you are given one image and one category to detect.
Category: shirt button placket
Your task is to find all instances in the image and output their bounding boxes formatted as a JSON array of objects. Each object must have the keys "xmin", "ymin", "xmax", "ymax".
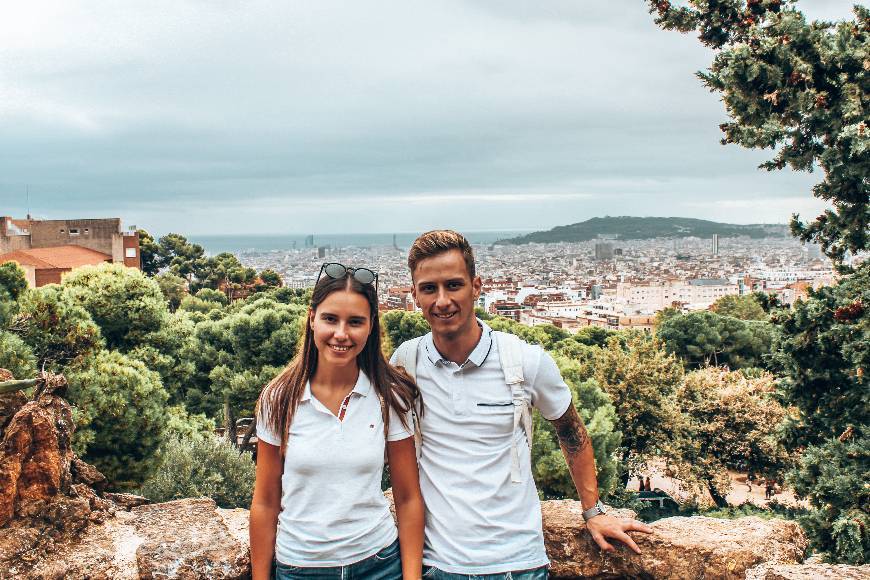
[{"xmin": 452, "ymin": 365, "xmax": 466, "ymax": 415}]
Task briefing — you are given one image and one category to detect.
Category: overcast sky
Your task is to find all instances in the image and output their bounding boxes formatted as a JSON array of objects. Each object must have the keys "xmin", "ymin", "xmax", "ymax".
[{"xmin": 0, "ymin": 1, "xmax": 859, "ymax": 235}]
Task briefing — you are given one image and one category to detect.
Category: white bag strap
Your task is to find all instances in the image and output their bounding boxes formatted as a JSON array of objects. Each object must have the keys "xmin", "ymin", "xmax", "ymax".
[
  {"xmin": 494, "ymin": 331, "xmax": 532, "ymax": 484},
  {"xmin": 394, "ymin": 337, "xmax": 422, "ymax": 380},
  {"xmin": 394, "ymin": 337, "xmax": 424, "ymax": 459}
]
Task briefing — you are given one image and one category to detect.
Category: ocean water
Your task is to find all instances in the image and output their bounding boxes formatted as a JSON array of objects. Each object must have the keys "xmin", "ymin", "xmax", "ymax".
[{"xmin": 190, "ymin": 231, "xmax": 531, "ymax": 254}]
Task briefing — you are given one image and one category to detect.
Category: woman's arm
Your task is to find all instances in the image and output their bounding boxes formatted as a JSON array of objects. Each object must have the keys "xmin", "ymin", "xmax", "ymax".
[
  {"xmin": 387, "ymin": 436, "xmax": 424, "ymax": 580},
  {"xmin": 250, "ymin": 440, "xmax": 283, "ymax": 580}
]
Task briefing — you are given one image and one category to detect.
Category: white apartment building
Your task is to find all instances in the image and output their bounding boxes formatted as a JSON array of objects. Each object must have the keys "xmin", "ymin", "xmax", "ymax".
[{"xmin": 615, "ymin": 279, "xmax": 739, "ymax": 311}]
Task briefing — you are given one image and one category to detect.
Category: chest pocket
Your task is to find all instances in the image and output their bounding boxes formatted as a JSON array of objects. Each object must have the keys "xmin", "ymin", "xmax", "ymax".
[{"xmin": 472, "ymin": 400, "xmax": 515, "ymax": 438}]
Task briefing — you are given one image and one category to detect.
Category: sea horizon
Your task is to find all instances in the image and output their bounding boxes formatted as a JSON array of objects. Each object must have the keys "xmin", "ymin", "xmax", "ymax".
[{"xmin": 189, "ymin": 230, "xmax": 535, "ymax": 254}]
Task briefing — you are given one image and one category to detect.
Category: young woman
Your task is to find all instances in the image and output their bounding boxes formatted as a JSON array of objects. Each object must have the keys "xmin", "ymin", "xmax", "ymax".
[{"xmin": 250, "ymin": 263, "xmax": 424, "ymax": 580}]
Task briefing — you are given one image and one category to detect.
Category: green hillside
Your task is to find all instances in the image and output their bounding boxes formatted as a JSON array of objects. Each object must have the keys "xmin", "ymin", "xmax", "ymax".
[{"xmin": 499, "ymin": 216, "xmax": 788, "ymax": 244}]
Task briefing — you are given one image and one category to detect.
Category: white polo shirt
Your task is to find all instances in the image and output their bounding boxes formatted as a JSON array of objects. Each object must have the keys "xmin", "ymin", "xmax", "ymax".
[
  {"xmin": 257, "ymin": 371, "xmax": 413, "ymax": 567},
  {"xmin": 391, "ymin": 321, "xmax": 573, "ymax": 574}
]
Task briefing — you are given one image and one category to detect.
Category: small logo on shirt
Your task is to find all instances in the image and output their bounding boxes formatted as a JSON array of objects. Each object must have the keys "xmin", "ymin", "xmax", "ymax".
[{"xmin": 369, "ymin": 424, "xmax": 375, "ymax": 429}]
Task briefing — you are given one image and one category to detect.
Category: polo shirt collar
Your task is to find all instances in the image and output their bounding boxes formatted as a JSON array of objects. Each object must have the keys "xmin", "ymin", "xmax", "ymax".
[
  {"xmin": 424, "ymin": 319, "xmax": 493, "ymax": 367},
  {"xmin": 301, "ymin": 370, "xmax": 372, "ymax": 401}
]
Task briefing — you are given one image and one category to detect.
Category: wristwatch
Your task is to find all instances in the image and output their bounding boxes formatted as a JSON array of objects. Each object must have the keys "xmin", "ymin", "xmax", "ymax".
[{"xmin": 582, "ymin": 500, "xmax": 607, "ymax": 521}]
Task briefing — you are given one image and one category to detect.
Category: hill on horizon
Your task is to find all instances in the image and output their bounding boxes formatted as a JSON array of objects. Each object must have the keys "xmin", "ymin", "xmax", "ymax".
[{"xmin": 499, "ymin": 216, "xmax": 789, "ymax": 245}]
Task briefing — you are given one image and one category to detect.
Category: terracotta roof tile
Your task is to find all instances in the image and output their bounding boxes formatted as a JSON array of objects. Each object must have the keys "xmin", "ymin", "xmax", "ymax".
[{"xmin": 0, "ymin": 245, "xmax": 112, "ymax": 269}]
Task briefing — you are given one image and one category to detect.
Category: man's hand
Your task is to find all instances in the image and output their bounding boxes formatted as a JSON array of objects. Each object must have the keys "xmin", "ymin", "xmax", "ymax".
[{"xmin": 585, "ymin": 514, "xmax": 653, "ymax": 554}]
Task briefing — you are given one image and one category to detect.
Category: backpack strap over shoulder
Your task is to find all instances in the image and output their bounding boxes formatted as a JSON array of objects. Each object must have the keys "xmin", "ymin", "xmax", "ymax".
[
  {"xmin": 394, "ymin": 337, "xmax": 422, "ymax": 381},
  {"xmin": 493, "ymin": 331, "xmax": 532, "ymax": 484},
  {"xmin": 393, "ymin": 336, "xmax": 424, "ymax": 459}
]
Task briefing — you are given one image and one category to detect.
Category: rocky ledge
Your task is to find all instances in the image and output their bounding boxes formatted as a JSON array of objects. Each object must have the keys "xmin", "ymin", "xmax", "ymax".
[{"xmin": 1, "ymin": 370, "xmax": 868, "ymax": 579}]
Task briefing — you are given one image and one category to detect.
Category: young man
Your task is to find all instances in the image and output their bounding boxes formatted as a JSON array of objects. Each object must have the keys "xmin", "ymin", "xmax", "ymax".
[{"xmin": 391, "ymin": 230, "xmax": 652, "ymax": 579}]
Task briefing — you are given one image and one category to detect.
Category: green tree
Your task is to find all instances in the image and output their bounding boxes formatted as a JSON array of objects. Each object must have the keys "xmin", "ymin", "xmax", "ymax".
[
  {"xmin": 0, "ymin": 262, "xmax": 28, "ymax": 326},
  {"xmin": 195, "ymin": 288, "xmax": 229, "ymax": 305},
  {"xmin": 157, "ymin": 233, "xmax": 207, "ymax": 282},
  {"xmin": 192, "ymin": 253, "xmax": 256, "ymax": 300},
  {"xmin": 62, "ymin": 264, "xmax": 170, "ymax": 350},
  {"xmin": 381, "ymin": 310, "xmax": 430, "ymax": 355},
  {"xmin": 677, "ymin": 368, "xmax": 791, "ymax": 507},
  {"xmin": 13, "ymin": 285, "xmax": 103, "ymax": 370},
  {"xmin": 657, "ymin": 311, "xmax": 774, "ymax": 369},
  {"xmin": 191, "ymin": 296, "xmax": 306, "ymax": 430},
  {"xmin": 137, "ymin": 229, "xmax": 161, "ymax": 276},
  {"xmin": 711, "ymin": 294, "xmax": 768, "ymax": 320},
  {"xmin": 771, "ymin": 262, "xmax": 868, "ymax": 563},
  {"xmin": 0, "ymin": 331, "xmax": 37, "ymax": 378},
  {"xmin": 258, "ymin": 269, "xmax": 283, "ymax": 289},
  {"xmin": 67, "ymin": 350, "xmax": 169, "ymax": 487},
  {"xmin": 647, "ymin": 1, "xmax": 869, "ymax": 265},
  {"xmin": 593, "ymin": 332, "xmax": 686, "ymax": 485},
  {"xmin": 155, "ymin": 272, "xmax": 188, "ymax": 311},
  {"xmin": 533, "ymin": 355, "xmax": 622, "ymax": 499},
  {"xmin": 127, "ymin": 311, "xmax": 198, "ymax": 405}
]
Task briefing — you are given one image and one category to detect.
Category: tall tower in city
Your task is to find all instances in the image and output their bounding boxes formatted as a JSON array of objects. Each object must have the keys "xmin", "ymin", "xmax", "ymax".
[
  {"xmin": 594, "ymin": 242, "xmax": 614, "ymax": 261},
  {"xmin": 711, "ymin": 234, "xmax": 719, "ymax": 256}
]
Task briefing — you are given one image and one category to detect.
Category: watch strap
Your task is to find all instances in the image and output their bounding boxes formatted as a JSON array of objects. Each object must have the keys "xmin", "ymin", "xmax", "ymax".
[{"xmin": 582, "ymin": 500, "xmax": 607, "ymax": 521}]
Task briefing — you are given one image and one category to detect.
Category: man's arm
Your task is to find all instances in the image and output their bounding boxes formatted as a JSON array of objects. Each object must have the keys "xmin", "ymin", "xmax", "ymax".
[{"xmin": 550, "ymin": 404, "xmax": 652, "ymax": 554}]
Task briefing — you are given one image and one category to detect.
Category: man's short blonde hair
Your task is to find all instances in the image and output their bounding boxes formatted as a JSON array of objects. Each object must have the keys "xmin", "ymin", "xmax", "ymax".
[{"xmin": 408, "ymin": 230, "xmax": 476, "ymax": 279}]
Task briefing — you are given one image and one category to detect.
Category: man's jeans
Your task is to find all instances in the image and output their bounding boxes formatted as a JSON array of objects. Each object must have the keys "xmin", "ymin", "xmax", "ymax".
[
  {"xmin": 422, "ymin": 565, "xmax": 549, "ymax": 579},
  {"xmin": 273, "ymin": 540, "xmax": 401, "ymax": 579}
]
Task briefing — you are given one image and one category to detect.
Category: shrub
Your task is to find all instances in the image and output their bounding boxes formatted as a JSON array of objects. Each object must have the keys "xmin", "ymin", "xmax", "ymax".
[
  {"xmin": 140, "ymin": 434, "xmax": 255, "ymax": 509},
  {"xmin": 66, "ymin": 350, "xmax": 168, "ymax": 487},
  {"xmin": 0, "ymin": 331, "xmax": 37, "ymax": 379}
]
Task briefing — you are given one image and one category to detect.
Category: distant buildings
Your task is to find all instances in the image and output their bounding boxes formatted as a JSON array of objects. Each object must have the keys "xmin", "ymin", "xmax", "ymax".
[
  {"xmin": 594, "ymin": 242, "xmax": 614, "ymax": 261},
  {"xmin": 0, "ymin": 216, "xmax": 140, "ymax": 287}
]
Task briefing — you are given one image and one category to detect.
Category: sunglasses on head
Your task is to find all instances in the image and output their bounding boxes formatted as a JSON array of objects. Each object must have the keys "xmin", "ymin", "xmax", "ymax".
[{"xmin": 317, "ymin": 262, "xmax": 379, "ymax": 291}]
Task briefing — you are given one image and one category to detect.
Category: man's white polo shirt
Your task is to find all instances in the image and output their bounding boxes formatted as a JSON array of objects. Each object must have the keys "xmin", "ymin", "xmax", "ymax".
[
  {"xmin": 257, "ymin": 371, "xmax": 412, "ymax": 567},
  {"xmin": 391, "ymin": 321, "xmax": 573, "ymax": 574}
]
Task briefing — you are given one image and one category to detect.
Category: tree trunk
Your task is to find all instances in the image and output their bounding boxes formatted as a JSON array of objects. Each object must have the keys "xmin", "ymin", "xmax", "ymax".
[
  {"xmin": 224, "ymin": 398, "xmax": 237, "ymax": 448},
  {"xmin": 618, "ymin": 449, "xmax": 632, "ymax": 488},
  {"xmin": 707, "ymin": 482, "xmax": 730, "ymax": 508}
]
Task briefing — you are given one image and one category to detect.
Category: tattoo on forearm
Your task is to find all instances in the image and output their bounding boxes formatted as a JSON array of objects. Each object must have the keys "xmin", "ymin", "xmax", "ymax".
[{"xmin": 551, "ymin": 405, "xmax": 591, "ymax": 464}]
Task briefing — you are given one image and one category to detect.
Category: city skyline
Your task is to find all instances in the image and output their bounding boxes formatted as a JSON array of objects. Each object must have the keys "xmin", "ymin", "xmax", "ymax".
[{"xmin": 1, "ymin": 1, "xmax": 858, "ymax": 235}]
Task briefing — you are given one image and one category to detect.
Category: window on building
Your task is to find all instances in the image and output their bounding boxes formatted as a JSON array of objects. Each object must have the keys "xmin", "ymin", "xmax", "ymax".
[
  {"xmin": 84, "ymin": 228, "xmax": 89, "ymax": 234},
  {"xmin": 125, "ymin": 248, "xmax": 137, "ymax": 258},
  {"xmin": 69, "ymin": 228, "xmax": 79, "ymax": 235}
]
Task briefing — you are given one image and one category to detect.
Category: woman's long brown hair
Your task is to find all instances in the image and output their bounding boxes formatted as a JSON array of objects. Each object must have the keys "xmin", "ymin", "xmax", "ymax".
[{"xmin": 256, "ymin": 273, "xmax": 419, "ymax": 456}]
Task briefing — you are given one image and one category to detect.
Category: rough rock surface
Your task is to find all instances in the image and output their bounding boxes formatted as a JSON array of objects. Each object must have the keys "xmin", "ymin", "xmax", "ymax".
[
  {"xmin": 745, "ymin": 563, "xmax": 870, "ymax": 579},
  {"xmin": 543, "ymin": 500, "xmax": 808, "ymax": 579},
  {"xmin": 0, "ymin": 374, "xmax": 75, "ymax": 527},
  {"xmin": 0, "ymin": 373, "xmax": 115, "ymax": 577},
  {"xmin": 22, "ymin": 498, "xmax": 250, "ymax": 580}
]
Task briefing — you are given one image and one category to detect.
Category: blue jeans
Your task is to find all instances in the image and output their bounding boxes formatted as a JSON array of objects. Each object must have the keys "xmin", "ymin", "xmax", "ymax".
[
  {"xmin": 422, "ymin": 565, "xmax": 548, "ymax": 580},
  {"xmin": 274, "ymin": 540, "xmax": 402, "ymax": 579}
]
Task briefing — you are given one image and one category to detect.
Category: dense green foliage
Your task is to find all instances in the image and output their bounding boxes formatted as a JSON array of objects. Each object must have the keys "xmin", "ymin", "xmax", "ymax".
[
  {"xmin": 593, "ymin": 332, "xmax": 686, "ymax": 482},
  {"xmin": 647, "ymin": 1, "xmax": 868, "ymax": 264},
  {"xmin": 66, "ymin": 350, "xmax": 169, "ymax": 487},
  {"xmin": 677, "ymin": 368, "xmax": 790, "ymax": 507},
  {"xmin": 657, "ymin": 310, "xmax": 774, "ymax": 369},
  {"xmin": 140, "ymin": 435, "xmax": 255, "ymax": 508},
  {"xmin": 772, "ymin": 262, "xmax": 869, "ymax": 563},
  {"xmin": 0, "ymin": 331, "xmax": 36, "ymax": 378},
  {"xmin": 533, "ymin": 356, "xmax": 621, "ymax": 499},
  {"xmin": 711, "ymin": 294, "xmax": 768, "ymax": 321},
  {"xmin": 14, "ymin": 285, "xmax": 103, "ymax": 370},
  {"xmin": 501, "ymin": 216, "xmax": 787, "ymax": 245}
]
